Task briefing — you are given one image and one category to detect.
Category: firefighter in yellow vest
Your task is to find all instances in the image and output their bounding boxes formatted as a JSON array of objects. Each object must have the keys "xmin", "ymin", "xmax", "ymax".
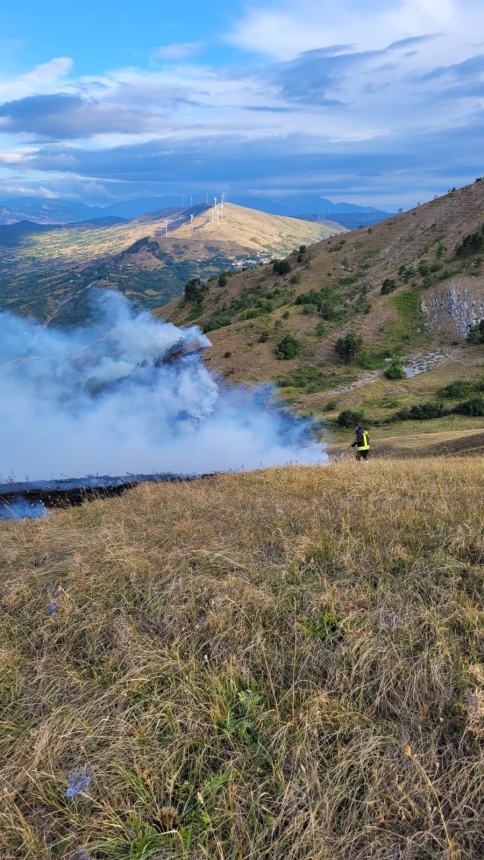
[{"xmin": 352, "ymin": 424, "xmax": 370, "ymax": 461}]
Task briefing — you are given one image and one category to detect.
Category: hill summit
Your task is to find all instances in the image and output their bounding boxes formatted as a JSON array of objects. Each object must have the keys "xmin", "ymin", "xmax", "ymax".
[
  {"xmin": 160, "ymin": 181, "xmax": 484, "ymax": 443},
  {"xmin": 0, "ymin": 202, "xmax": 342, "ymax": 324}
]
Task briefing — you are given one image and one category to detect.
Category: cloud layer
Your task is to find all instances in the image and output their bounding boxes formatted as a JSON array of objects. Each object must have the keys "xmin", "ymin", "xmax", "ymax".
[{"xmin": 0, "ymin": 0, "xmax": 483, "ymax": 208}]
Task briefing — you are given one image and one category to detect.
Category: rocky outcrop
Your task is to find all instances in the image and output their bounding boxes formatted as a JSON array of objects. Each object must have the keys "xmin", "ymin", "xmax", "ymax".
[{"xmin": 420, "ymin": 276, "xmax": 484, "ymax": 338}]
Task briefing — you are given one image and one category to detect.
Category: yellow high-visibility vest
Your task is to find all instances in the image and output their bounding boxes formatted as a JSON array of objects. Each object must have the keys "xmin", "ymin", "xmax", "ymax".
[{"xmin": 357, "ymin": 431, "xmax": 370, "ymax": 451}]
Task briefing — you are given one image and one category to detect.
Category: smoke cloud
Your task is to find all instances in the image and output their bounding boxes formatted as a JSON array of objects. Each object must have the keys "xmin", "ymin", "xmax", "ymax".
[{"xmin": 0, "ymin": 290, "xmax": 326, "ymax": 482}]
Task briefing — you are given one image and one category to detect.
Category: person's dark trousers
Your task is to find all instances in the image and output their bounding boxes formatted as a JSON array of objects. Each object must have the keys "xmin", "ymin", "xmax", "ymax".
[{"xmin": 356, "ymin": 450, "xmax": 369, "ymax": 461}]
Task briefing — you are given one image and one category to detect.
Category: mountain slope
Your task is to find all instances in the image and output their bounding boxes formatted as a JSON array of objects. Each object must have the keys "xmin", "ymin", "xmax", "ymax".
[
  {"xmin": 160, "ymin": 181, "xmax": 484, "ymax": 435},
  {"xmin": 0, "ymin": 203, "xmax": 342, "ymax": 323},
  {"xmin": 0, "ymin": 193, "xmax": 390, "ymax": 225}
]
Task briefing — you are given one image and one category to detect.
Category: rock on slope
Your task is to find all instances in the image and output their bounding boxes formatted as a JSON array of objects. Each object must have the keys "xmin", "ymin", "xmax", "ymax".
[{"xmin": 421, "ymin": 276, "xmax": 484, "ymax": 338}]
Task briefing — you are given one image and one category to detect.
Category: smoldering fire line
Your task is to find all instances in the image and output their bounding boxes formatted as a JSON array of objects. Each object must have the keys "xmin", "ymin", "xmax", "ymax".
[{"xmin": 0, "ymin": 288, "xmax": 327, "ymax": 483}]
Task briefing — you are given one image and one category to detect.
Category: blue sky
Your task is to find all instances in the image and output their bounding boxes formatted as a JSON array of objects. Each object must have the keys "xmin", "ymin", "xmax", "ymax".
[{"xmin": 0, "ymin": 0, "xmax": 483, "ymax": 209}]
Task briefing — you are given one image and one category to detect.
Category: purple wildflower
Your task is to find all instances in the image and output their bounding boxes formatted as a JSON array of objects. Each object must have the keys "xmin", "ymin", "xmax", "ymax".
[
  {"xmin": 46, "ymin": 600, "xmax": 60, "ymax": 615},
  {"xmin": 65, "ymin": 770, "xmax": 92, "ymax": 799}
]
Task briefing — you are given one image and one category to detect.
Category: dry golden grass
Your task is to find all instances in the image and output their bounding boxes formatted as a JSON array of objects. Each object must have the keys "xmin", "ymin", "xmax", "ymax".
[
  {"xmin": 0, "ymin": 458, "xmax": 483, "ymax": 858},
  {"xmin": 328, "ymin": 427, "xmax": 484, "ymax": 458}
]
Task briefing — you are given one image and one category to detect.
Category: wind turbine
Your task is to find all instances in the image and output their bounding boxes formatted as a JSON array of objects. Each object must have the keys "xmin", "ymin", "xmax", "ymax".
[
  {"xmin": 164, "ymin": 219, "xmax": 168, "ymax": 237},
  {"xmin": 190, "ymin": 213, "xmax": 194, "ymax": 234}
]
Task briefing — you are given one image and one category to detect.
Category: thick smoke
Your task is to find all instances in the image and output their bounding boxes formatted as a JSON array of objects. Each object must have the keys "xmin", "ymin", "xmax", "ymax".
[{"xmin": 0, "ymin": 290, "xmax": 326, "ymax": 481}]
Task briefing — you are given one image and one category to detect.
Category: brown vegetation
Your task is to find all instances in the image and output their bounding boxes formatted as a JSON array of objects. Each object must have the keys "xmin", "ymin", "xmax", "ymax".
[{"xmin": 1, "ymin": 457, "xmax": 483, "ymax": 858}]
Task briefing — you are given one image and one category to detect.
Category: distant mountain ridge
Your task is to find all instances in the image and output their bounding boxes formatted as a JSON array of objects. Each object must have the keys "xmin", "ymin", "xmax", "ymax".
[
  {"xmin": 0, "ymin": 193, "xmax": 391, "ymax": 228},
  {"xmin": 0, "ymin": 202, "xmax": 344, "ymax": 323}
]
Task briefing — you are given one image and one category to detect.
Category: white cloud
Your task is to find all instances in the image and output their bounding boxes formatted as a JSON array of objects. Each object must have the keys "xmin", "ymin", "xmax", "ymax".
[
  {"xmin": 0, "ymin": 2, "xmax": 483, "ymax": 207},
  {"xmin": 228, "ymin": 0, "xmax": 482, "ymax": 61},
  {"xmin": 152, "ymin": 42, "xmax": 203, "ymax": 61},
  {"xmin": 0, "ymin": 57, "xmax": 73, "ymax": 101}
]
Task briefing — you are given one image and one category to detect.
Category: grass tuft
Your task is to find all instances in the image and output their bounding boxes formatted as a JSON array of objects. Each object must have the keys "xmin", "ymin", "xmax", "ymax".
[{"xmin": 0, "ymin": 459, "xmax": 483, "ymax": 858}]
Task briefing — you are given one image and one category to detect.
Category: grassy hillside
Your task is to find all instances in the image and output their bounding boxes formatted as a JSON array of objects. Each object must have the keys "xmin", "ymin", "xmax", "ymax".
[
  {"xmin": 0, "ymin": 204, "xmax": 340, "ymax": 324},
  {"xmin": 161, "ymin": 182, "xmax": 484, "ymax": 442},
  {"xmin": 0, "ymin": 457, "xmax": 482, "ymax": 859}
]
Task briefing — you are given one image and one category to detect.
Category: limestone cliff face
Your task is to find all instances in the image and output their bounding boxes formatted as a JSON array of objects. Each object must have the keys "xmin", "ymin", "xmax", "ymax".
[{"xmin": 420, "ymin": 276, "xmax": 484, "ymax": 338}]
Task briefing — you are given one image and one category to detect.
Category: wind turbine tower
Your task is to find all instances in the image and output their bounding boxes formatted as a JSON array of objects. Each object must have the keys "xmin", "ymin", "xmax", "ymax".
[{"xmin": 190, "ymin": 213, "xmax": 194, "ymax": 234}]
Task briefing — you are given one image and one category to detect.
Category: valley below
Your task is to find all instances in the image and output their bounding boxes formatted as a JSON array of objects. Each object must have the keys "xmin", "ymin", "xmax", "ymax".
[{"xmin": 0, "ymin": 203, "xmax": 340, "ymax": 324}]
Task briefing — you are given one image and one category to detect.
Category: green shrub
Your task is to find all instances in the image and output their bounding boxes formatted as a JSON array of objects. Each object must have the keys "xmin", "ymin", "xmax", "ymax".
[
  {"xmin": 335, "ymin": 332, "xmax": 363, "ymax": 363},
  {"xmin": 455, "ymin": 226, "xmax": 484, "ymax": 258},
  {"xmin": 438, "ymin": 380, "xmax": 484, "ymax": 399},
  {"xmin": 290, "ymin": 273, "xmax": 301, "ymax": 285},
  {"xmin": 314, "ymin": 321, "xmax": 326, "ymax": 337},
  {"xmin": 384, "ymin": 359, "xmax": 406, "ymax": 380},
  {"xmin": 358, "ymin": 349, "xmax": 386, "ymax": 370},
  {"xmin": 273, "ymin": 259, "xmax": 292, "ymax": 276},
  {"xmin": 239, "ymin": 309, "xmax": 264, "ymax": 321},
  {"xmin": 467, "ymin": 320, "xmax": 484, "ymax": 344},
  {"xmin": 281, "ymin": 365, "xmax": 326, "ymax": 390},
  {"xmin": 337, "ymin": 409, "xmax": 365, "ymax": 428},
  {"xmin": 398, "ymin": 265, "xmax": 415, "ymax": 283},
  {"xmin": 295, "ymin": 289, "xmax": 322, "ymax": 306},
  {"xmin": 203, "ymin": 315, "xmax": 232, "ymax": 332},
  {"xmin": 275, "ymin": 334, "xmax": 300, "ymax": 360},
  {"xmin": 453, "ymin": 397, "xmax": 484, "ymax": 416},
  {"xmin": 381, "ymin": 278, "xmax": 397, "ymax": 295},
  {"xmin": 396, "ymin": 401, "xmax": 447, "ymax": 421},
  {"xmin": 184, "ymin": 277, "xmax": 208, "ymax": 303},
  {"xmin": 218, "ymin": 273, "xmax": 228, "ymax": 288},
  {"xmin": 295, "ymin": 289, "xmax": 341, "ymax": 321},
  {"xmin": 418, "ymin": 260, "xmax": 430, "ymax": 277}
]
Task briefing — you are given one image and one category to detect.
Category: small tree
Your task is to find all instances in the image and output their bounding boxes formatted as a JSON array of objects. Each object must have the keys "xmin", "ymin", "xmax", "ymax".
[
  {"xmin": 418, "ymin": 259, "xmax": 430, "ymax": 277},
  {"xmin": 337, "ymin": 409, "xmax": 365, "ymax": 428},
  {"xmin": 381, "ymin": 278, "xmax": 396, "ymax": 295},
  {"xmin": 335, "ymin": 332, "xmax": 363, "ymax": 363},
  {"xmin": 384, "ymin": 358, "xmax": 406, "ymax": 380},
  {"xmin": 273, "ymin": 259, "xmax": 292, "ymax": 276},
  {"xmin": 218, "ymin": 273, "xmax": 228, "ymax": 288},
  {"xmin": 453, "ymin": 397, "xmax": 484, "ymax": 416},
  {"xmin": 184, "ymin": 277, "xmax": 207, "ymax": 303},
  {"xmin": 275, "ymin": 334, "xmax": 300, "ymax": 359}
]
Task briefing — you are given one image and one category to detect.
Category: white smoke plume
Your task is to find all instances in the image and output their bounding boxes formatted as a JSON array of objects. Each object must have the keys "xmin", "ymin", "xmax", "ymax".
[{"xmin": 0, "ymin": 290, "xmax": 327, "ymax": 482}]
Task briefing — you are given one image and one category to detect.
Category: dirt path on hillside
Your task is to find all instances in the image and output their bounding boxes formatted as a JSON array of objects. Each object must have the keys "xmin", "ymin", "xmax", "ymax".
[{"xmin": 324, "ymin": 347, "xmax": 461, "ymax": 397}]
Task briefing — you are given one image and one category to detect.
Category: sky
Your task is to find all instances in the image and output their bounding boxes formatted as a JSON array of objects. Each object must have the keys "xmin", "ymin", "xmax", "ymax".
[{"xmin": 0, "ymin": 0, "xmax": 483, "ymax": 210}]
